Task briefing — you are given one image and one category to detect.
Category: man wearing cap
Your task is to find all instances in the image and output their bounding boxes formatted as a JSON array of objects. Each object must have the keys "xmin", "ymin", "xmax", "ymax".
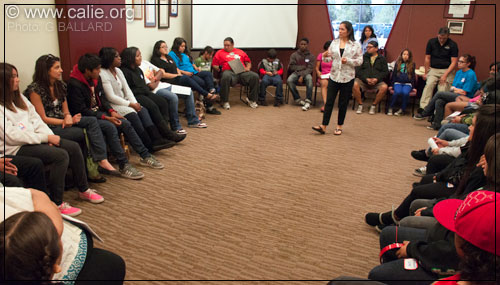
[
  {"xmin": 352, "ymin": 40, "xmax": 389, "ymax": 115},
  {"xmin": 418, "ymin": 27, "xmax": 458, "ymax": 112}
]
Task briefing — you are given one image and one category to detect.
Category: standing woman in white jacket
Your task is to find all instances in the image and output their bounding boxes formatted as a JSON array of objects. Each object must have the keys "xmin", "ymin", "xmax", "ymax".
[
  {"xmin": 0, "ymin": 63, "xmax": 100, "ymax": 217},
  {"xmin": 312, "ymin": 21, "xmax": 363, "ymax": 135}
]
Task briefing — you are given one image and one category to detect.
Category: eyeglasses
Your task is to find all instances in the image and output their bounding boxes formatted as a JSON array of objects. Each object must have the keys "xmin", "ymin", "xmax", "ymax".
[{"xmin": 458, "ymin": 60, "xmax": 466, "ymax": 63}]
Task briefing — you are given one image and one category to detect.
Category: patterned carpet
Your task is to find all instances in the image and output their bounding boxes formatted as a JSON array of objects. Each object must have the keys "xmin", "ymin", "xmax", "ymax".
[{"xmin": 63, "ymin": 87, "xmax": 435, "ymax": 282}]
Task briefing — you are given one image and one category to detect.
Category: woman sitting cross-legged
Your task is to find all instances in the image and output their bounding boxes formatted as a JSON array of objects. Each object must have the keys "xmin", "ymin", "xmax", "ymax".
[
  {"xmin": 99, "ymin": 47, "xmax": 174, "ymax": 153},
  {"xmin": 25, "ymin": 54, "xmax": 117, "ymax": 183},
  {"xmin": 67, "ymin": 53, "xmax": 165, "ymax": 178},
  {"xmin": 1, "ymin": 62, "xmax": 102, "ymax": 216}
]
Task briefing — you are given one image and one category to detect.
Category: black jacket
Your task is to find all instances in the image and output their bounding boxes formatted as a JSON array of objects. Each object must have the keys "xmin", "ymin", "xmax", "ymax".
[{"xmin": 356, "ymin": 53, "xmax": 389, "ymax": 83}]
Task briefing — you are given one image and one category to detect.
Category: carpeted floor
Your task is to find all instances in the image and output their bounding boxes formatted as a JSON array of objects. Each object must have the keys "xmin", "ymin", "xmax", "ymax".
[{"xmin": 64, "ymin": 87, "xmax": 435, "ymax": 283}]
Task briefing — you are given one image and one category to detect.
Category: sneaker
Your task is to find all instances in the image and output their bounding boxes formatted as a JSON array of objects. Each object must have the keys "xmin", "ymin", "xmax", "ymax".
[
  {"xmin": 413, "ymin": 166, "xmax": 427, "ymax": 177},
  {"xmin": 257, "ymin": 100, "xmax": 268, "ymax": 106},
  {"xmin": 140, "ymin": 155, "xmax": 164, "ymax": 169},
  {"xmin": 58, "ymin": 202, "xmax": 82, "ymax": 217},
  {"xmin": 120, "ymin": 163, "xmax": 145, "ymax": 179},
  {"xmin": 206, "ymin": 107, "xmax": 221, "ymax": 115},
  {"xmin": 387, "ymin": 108, "xmax": 393, "ymax": 116},
  {"xmin": 273, "ymin": 100, "xmax": 283, "ymax": 107},
  {"xmin": 394, "ymin": 109, "xmax": 404, "ymax": 116},
  {"xmin": 413, "ymin": 113, "xmax": 425, "ymax": 120},
  {"xmin": 188, "ymin": 122, "xmax": 208, "ymax": 128},
  {"xmin": 426, "ymin": 124, "xmax": 440, "ymax": 130},
  {"xmin": 79, "ymin": 189, "xmax": 104, "ymax": 204},
  {"xmin": 176, "ymin": 129, "xmax": 188, "ymax": 135},
  {"xmin": 411, "ymin": 149, "xmax": 429, "ymax": 161},
  {"xmin": 294, "ymin": 98, "xmax": 305, "ymax": 106},
  {"xmin": 245, "ymin": 98, "xmax": 258, "ymax": 108},
  {"xmin": 302, "ymin": 102, "xmax": 311, "ymax": 111},
  {"xmin": 369, "ymin": 105, "xmax": 376, "ymax": 115},
  {"xmin": 356, "ymin": 105, "xmax": 363, "ymax": 114},
  {"xmin": 222, "ymin": 102, "xmax": 230, "ymax": 110}
]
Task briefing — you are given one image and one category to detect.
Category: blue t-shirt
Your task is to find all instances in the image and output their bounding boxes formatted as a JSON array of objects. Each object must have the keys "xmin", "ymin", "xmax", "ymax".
[
  {"xmin": 452, "ymin": 69, "xmax": 478, "ymax": 98},
  {"xmin": 168, "ymin": 51, "xmax": 197, "ymax": 74}
]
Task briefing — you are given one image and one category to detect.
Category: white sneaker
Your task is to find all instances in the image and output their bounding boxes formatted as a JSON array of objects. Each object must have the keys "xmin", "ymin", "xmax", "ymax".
[
  {"xmin": 413, "ymin": 166, "xmax": 427, "ymax": 177},
  {"xmin": 294, "ymin": 98, "xmax": 305, "ymax": 106},
  {"xmin": 387, "ymin": 108, "xmax": 393, "ymax": 116},
  {"xmin": 356, "ymin": 105, "xmax": 363, "ymax": 114},
  {"xmin": 222, "ymin": 102, "xmax": 230, "ymax": 110},
  {"xmin": 302, "ymin": 102, "xmax": 311, "ymax": 111},
  {"xmin": 369, "ymin": 105, "xmax": 376, "ymax": 115},
  {"xmin": 395, "ymin": 109, "xmax": 404, "ymax": 116},
  {"xmin": 245, "ymin": 98, "xmax": 258, "ymax": 109}
]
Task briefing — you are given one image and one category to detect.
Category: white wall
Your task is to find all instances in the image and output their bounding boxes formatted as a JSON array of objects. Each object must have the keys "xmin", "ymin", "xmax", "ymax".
[
  {"xmin": 2, "ymin": 1, "xmax": 60, "ymax": 93},
  {"xmin": 126, "ymin": 0, "xmax": 192, "ymax": 62}
]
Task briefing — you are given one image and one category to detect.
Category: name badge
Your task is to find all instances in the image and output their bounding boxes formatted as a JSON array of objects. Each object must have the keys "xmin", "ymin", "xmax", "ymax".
[
  {"xmin": 461, "ymin": 78, "xmax": 465, "ymax": 83},
  {"xmin": 444, "ymin": 46, "xmax": 450, "ymax": 50},
  {"xmin": 305, "ymin": 59, "xmax": 310, "ymax": 63},
  {"xmin": 18, "ymin": 122, "xmax": 26, "ymax": 130}
]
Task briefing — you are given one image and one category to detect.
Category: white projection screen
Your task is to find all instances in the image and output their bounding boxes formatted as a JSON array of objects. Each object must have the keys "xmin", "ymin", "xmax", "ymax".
[{"xmin": 192, "ymin": 0, "xmax": 299, "ymax": 49}]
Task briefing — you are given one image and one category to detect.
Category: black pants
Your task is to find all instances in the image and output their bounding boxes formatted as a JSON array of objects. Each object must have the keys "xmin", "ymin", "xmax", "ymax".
[
  {"xmin": 394, "ymin": 182, "xmax": 455, "ymax": 219},
  {"xmin": 16, "ymin": 139, "xmax": 88, "ymax": 205},
  {"xmin": 75, "ymin": 230, "xmax": 126, "ymax": 284},
  {"xmin": 426, "ymin": 154, "xmax": 456, "ymax": 175},
  {"xmin": 1, "ymin": 155, "xmax": 46, "ymax": 191},
  {"xmin": 322, "ymin": 79, "xmax": 354, "ymax": 126},
  {"xmin": 135, "ymin": 93, "xmax": 170, "ymax": 124}
]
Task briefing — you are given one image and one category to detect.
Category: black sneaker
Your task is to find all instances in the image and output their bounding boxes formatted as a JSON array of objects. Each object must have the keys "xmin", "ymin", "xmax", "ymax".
[
  {"xmin": 413, "ymin": 113, "xmax": 425, "ymax": 120},
  {"xmin": 274, "ymin": 99, "xmax": 283, "ymax": 107},
  {"xmin": 411, "ymin": 149, "xmax": 429, "ymax": 161},
  {"xmin": 257, "ymin": 100, "xmax": 268, "ymax": 106},
  {"xmin": 206, "ymin": 107, "xmax": 221, "ymax": 115}
]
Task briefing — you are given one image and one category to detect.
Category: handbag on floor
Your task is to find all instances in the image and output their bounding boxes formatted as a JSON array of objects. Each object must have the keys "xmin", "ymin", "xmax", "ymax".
[{"xmin": 83, "ymin": 129, "xmax": 100, "ymax": 179}]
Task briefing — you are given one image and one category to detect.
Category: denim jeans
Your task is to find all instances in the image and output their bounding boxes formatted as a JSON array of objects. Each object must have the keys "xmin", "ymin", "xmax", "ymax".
[
  {"xmin": 259, "ymin": 74, "xmax": 283, "ymax": 101},
  {"xmin": 193, "ymin": 71, "xmax": 215, "ymax": 91},
  {"xmin": 422, "ymin": 91, "xmax": 458, "ymax": 126},
  {"xmin": 436, "ymin": 123, "xmax": 469, "ymax": 139},
  {"xmin": 167, "ymin": 86, "xmax": 199, "ymax": 127},
  {"xmin": 287, "ymin": 73, "xmax": 313, "ymax": 101},
  {"xmin": 137, "ymin": 108, "xmax": 154, "ymax": 128},
  {"xmin": 390, "ymin": 83, "xmax": 412, "ymax": 111},
  {"xmin": 178, "ymin": 74, "xmax": 209, "ymax": 96},
  {"xmin": 156, "ymin": 87, "xmax": 199, "ymax": 130},
  {"xmin": 97, "ymin": 119, "xmax": 128, "ymax": 167}
]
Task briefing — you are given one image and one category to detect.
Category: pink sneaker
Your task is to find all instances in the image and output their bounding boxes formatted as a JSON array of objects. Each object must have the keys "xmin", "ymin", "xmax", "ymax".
[
  {"xmin": 58, "ymin": 202, "xmax": 82, "ymax": 217},
  {"xmin": 79, "ymin": 189, "xmax": 104, "ymax": 204}
]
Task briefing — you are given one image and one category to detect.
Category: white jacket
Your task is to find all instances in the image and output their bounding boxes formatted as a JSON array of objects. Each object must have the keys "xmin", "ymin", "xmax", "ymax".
[
  {"xmin": 0, "ymin": 95, "xmax": 53, "ymax": 155},
  {"xmin": 328, "ymin": 39, "xmax": 363, "ymax": 83},
  {"xmin": 100, "ymin": 68, "xmax": 137, "ymax": 116}
]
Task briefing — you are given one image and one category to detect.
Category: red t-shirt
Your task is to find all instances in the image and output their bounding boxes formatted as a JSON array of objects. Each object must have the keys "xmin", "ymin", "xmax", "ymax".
[
  {"xmin": 212, "ymin": 48, "xmax": 251, "ymax": 72},
  {"xmin": 433, "ymin": 274, "xmax": 461, "ymax": 284}
]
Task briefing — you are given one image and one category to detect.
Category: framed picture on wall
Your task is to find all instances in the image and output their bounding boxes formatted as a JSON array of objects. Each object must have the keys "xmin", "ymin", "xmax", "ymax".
[
  {"xmin": 443, "ymin": 0, "xmax": 475, "ymax": 19},
  {"xmin": 158, "ymin": 0, "xmax": 169, "ymax": 29},
  {"xmin": 144, "ymin": 0, "xmax": 156, "ymax": 27},
  {"xmin": 132, "ymin": 0, "xmax": 143, "ymax": 20},
  {"xmin": 171, "ymin": 0, "xmax": 178, "ymax": 17},
  {"xmin": 447, "ymin": 20, "xmax": 465, "ymax": 34}
]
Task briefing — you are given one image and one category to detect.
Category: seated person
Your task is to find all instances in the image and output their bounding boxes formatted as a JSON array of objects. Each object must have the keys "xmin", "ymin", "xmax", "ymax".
[
  {"xmin": 151, "ymin": 41, "xmax": 221, "ymax": 115},
  {"xmin": 414, "ymin": 54, "xmax": 478, "ymax": 130},
  {"xmin": 352, "ymin": 40, "xmax": 389, "ymax": 115},
  {"xmin": 26, "ymin": 54, "xmax": 116, "ymax": 182},
  {"xmin": 99, "ymin": 47, "xmax": 174, "ymax": 152},
  {"xmin": 67, "ymin": 54, "xmax": 164, "ymax": 177},
  {"xmin": 0, "ymin": 187, "xmax": 126, "ymax": 283},
  {"xmin": 212, "ymin": 37, "xmax": 260, "ymax": 110},
  {"xmin": 287, "ymin": 37, "xmax": 315, "ymax": 111},
  {"xmin": 194, "ymin": 45, "xmax": 214, "ymax": 72},
  {"xmin": 257, "ymin": 48, "xmax": 284, "ymax": 107},
  {"xmin": 388, "ymin": 48, "xmax": 416, "ymax": 116},
  {"xmin": 315, "ymin": 40, "xmax": 332, "ymax": 112}
]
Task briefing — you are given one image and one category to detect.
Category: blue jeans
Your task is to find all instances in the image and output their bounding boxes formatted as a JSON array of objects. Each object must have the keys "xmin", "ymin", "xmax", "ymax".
[
  {"xmin": 193, "ymin": 71, "xmax": 215, "ymax": 91},
  {"xmin": 390, "ymin": 83, "xmax": 412, "ymax": 111},
  {"xmin": 167, "ymin": 86, "xmax": 199, "ymax": 127},
  {"xmin": 368, "ymin": 226, "xmax": 436, "ymax": 284},
  {"xmin": 137, "ymin": 108, "xmax": 154, "ymax": 128},
  {"xmin": 436, "ymin": 123, "xmax": 469, "ymax": 139},
  {"xmin": 287, "ymin": 73, "xmax": 313, "ymax": 101},
  {"xmin": 97, "ymin": 119, "xmax": 129, "ymax": 167},
  {"xmin": 178, "ymin": 74, "xmax": 210, "ymax": 96},
  {"xmin": 422, "ymin": 91, "xmax": 458, "ymax": 127},
  {"xmin": 156, "ymin": 87, "xmax": 200, "ymax": 130},
  {"xmin": 259, "ymin": 75, "xmax": 283, "ymax": 101}
]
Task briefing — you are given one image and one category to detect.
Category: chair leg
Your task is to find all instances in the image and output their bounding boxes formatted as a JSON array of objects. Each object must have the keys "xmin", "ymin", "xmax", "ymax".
[
  {"xmin": 239, "ymin": 86, "xmax": 247, "ymax": 105},
  {"xmin": 313, "ymin": 85, "xmax": 317, "ymax": 106},
  {"xmin": 285, "ymin": 84, "xmax": 289, "ymax": 104}
]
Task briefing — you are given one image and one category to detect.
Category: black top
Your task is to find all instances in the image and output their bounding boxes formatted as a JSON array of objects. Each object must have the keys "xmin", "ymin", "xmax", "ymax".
[
  {"xmin": 339, "ymin": 48, "xmax": 344, "ymax": 57},
  {"xmin": 425, "ymin": 37, "xmax": 459, "ymax": 69},
  {"xmin": 67, "ymin": 77, "xmax": 111, "ymax": 119},
  {"xmin": 120, "ymin": 66, "xmax": 155, "ymax": 97},
  {"xmin": 150, "ymin": 55, "xmax": 180, "ymax": 85}
]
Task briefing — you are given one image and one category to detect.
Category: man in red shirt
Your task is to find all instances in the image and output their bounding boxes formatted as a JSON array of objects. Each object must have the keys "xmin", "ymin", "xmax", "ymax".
[{"xmin": 212, "ymin": 37, "xmax": 260, "ymax": 110}]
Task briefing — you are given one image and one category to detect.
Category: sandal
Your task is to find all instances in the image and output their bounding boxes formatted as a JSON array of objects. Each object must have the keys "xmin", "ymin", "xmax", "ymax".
[
  {"xmin": 334, "ymin": 128, "xmax": 342, "ymax": 135},
  {"xmin": 176, "ymin": 129, "xmax": 187, "ymax": 135},
  {"xmin": 312, "ymin": 125, "xmax": 325, "ymax": 134},
  {"xmin": 188, "ymin": 122, "xmax": 208, "ymax": 128},
  {"xmin": 206, "ymin": 92, "xmax": 220, "ymax": 102}
]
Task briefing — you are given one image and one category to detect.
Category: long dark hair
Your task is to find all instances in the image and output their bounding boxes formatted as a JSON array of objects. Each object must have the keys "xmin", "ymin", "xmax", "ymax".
[
  {"xmin": 340, "ymin": 21, "xmax": 355, "ymax": 42},
  {"xmin": 360, "ymin": 25, "xmax": 376, "ymax": 44},
  {"xmin": 483, "ymin": 133, "xmax": 500, "ymax": 190},
  {"xmin": 171, "ymin": 37, "xmax": 191, "ymax": 63},
  {"xmin": 32, "ymin": 54, "xmax": 65, "ymax": 100},
  {"xmin": 395, "ymin": 49, "xmax": 415, "ymax": 81},
  {"xmin": 151, "ymin": 40, "xmax": 166, "ymax": 60},
  {"xmin": 0, "ymin": 211, "xmax": 61, "ymax": 282},
  {"xmin": 120, "ymin": 47, "xmax": 139, "ymax": 69},
  {"xmin": 1, "ymin": 62, "xmax": 27, "ymax": 112},
  {"xmin": 455, "ymin": 104, "xmax": 500, "ymax": 196},
  {"xmin": 458, "ymin": 237, "xmax": 500, "ymax": 283}
]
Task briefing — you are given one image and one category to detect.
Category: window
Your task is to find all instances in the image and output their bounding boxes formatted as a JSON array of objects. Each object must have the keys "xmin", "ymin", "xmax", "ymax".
[{"xmin": 327, "ymin": 0, "xmax": 402, "ymax": 48}]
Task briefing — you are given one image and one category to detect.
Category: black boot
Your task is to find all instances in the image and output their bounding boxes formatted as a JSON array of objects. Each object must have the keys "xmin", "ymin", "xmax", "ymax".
[
  {"xmin": 158, "ymin": 120, "xmax": 186, "ymax": 143},
  {"xmin": 146, "ymin": 126, "xmax": 176, "ymax": 151},
  {"xmin": 138, "ymin": 130, "xmax": 154, "ymax": 153}
]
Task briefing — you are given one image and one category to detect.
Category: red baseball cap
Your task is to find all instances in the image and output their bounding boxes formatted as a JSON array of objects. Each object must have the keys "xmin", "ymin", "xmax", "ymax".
[{"xmin": 434, "ymin": 190, "xmax": 499, "ymax": 256}]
